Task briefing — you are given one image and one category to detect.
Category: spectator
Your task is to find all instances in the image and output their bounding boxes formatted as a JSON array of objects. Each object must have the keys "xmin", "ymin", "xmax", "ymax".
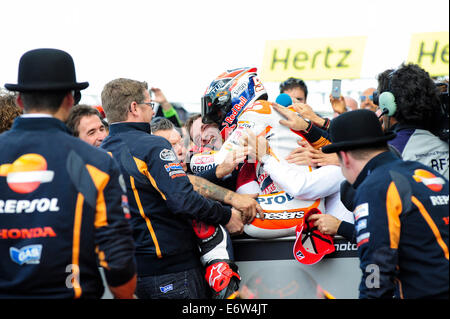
[
  {"xmin": 330, "ymin": 95, "xmax": 358, "ymax": 117},
  {"xmin": 322, "ymin": 109, "xmax": 449, "ymax": 299},
  {"xmin": 151, "ymin": 117, "xmax": 187, "ymax": 170},
  {"xmin": 66, "ymin": 104, "xmax": 108, "ymax": 147},
  {"xmin": 0, "ymin": 90, "xmax": 22, "ymax": 134},
  {"xmin": 189, "ymin": 114, "xmax": 223, "ymax": 152},
  {"xmin": 279, "ymin": 77, "xmax": 308, "ymax": 103},
  {"xmin": 0, "ymin": 48, "xmax": 136, "ymax": 298},
  {"xmin": 377, "ymin": 63, "xmax": 449, "ymax": 180},
  {"xmin": 151, "ymin": 87, "xmax": 186, "ymax": 128},
  {"xmin": 185, "ymin": 113, "xmax": 201, "ymax": 144},
  {"xmin": 100, "ymin": 78, "xmax": 245, "ymax": 299},
  {"xmin": 280, "ymin": 77, "xmax": 330, "ymax": 130},
  {"xmin": 184, "ymin": 113, "xmax": 202, "ymax": 154},
  {"xmin": 360, "ymin": 87, "xmax": 378, "ymax": 112}
]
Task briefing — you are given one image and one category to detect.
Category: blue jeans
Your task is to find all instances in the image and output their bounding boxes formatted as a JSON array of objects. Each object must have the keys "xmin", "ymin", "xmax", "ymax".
[{"xmin": 136, "ymin": 266, "xmax": 210, "ymax": 299}]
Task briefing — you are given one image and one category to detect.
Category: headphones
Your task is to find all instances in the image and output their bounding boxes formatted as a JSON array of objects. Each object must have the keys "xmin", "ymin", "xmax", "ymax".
[{"xmin": 378, "ymin": 70, "xmax": 397, "ymax": 117}]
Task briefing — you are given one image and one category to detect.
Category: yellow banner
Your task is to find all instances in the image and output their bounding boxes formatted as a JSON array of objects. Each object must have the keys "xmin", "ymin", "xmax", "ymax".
[
  {"xmin": 407, "ymin": 32, "xmax": 449, "ymax": 76},
  {"xmin": 260, "ymin": 36, "xmax": 367, "ymax": 81}
]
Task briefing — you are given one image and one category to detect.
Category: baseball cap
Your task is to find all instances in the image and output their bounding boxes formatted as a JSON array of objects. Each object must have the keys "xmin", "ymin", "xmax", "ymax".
[{"xmin": 293, "ymin": 208, "xmax": 335, "ymax": 265}]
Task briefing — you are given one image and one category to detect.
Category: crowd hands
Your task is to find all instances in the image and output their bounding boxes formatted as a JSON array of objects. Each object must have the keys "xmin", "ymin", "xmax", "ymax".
[{"xmin": 1, "ymin": 48, "xmax": 448, "ymax": 300}]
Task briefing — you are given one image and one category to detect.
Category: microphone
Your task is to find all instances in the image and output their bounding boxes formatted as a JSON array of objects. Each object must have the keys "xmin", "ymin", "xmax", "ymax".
[
  {"xmin": 275, "ymin": 93, "xmax": 292, "ymax": 107},
  {"xmin": 377, "ymin": 108, "xmax": 389, "ymax": 119}
]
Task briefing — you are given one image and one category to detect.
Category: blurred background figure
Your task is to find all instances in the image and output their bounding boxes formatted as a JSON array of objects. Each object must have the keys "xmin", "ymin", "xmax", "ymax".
[
  {"xmin": 359, "ymin": 87, "xmax": 378, "ymax": 112},
  {"xmin": 0, "ymin": 90, "xmax": 22, "ymax": 134}
]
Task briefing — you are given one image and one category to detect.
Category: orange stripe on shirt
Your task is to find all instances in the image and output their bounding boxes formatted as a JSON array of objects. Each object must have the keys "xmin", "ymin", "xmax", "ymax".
[
  {"xmin": 85, "ymin": 164, "xmax": 110, "ymax": 228},
  {"xmin": 130, "ymin": 176, "xmax": 162, "ymax": 258},
  {"xmin": 133, "ymin": 156, "xmax": 166, "ymax": 200},
  {"xmin": 386, "ymin": 181, "xmax": 402, "ymax": 249},
  {"xmin": 72, "ymin": 192, "xmax": 84, "ymax": 299},
  {"xmin": 411, "ymin": 195, "xmax": 449, "ymax": 260}
]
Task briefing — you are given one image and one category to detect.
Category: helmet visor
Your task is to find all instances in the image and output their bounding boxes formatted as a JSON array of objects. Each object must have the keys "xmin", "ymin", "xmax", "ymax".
[{"xmin": 201, "ymin": 92, "xmax": 231, "ymax": 125}]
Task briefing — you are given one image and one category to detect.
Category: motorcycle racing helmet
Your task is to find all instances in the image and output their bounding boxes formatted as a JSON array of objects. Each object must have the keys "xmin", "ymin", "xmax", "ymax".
[{"xmin": 201, "ymin": 67, "xmax": 268, "ymax": 139}]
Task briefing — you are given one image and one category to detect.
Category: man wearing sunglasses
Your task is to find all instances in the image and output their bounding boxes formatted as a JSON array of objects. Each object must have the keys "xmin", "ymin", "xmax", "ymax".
[{"xmin": 360, "ymin": 88, "xmax": 378, "ymax": 112}]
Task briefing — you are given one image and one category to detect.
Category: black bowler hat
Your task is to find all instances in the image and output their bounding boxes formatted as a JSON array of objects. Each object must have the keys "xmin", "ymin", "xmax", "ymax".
[
  {"xmin": 322, "ymin": 109, "xmax": 396, "ymax": 154},
  {"xmin": 5, "ymin": 48, "xmax": 89, "ymax": 92}
]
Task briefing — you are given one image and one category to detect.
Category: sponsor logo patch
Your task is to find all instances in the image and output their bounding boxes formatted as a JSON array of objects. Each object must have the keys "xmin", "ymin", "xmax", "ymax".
[
  {"xmin": 0, "ymin": 153, "xmax": 54, "ymax": 194},
  {"xmin": 356, "ymin": 232, "xmax": 370, "ymax": 247},
  {"xmin": 429, "ymin": 195, "xmax": 449, "ymax": 206},
  {"xmin": 295, "ymin": 250, "xmax": 305, "ymax": 260},
  {"xmin": 355, "ymin": 219, "xmax": 367, "ymax": 233},
  {"xmin": 164, "ymin": 163, "xmax": 186, "ymax": 179},
  {"xmin": 0, "ymin": 198, "xmax": 60, "ymax": 214},
  {"xmin": 10, "ymin": 244, "xmax": 42, "ymax": 265},
  {"xmin": 354, "ymin": 203, "xmax": 369, "ymax": 221},
  {"xmin": 159, "ymin": 149, "xmax": 176, "ymax": 161},
  {"xmin": 413, "ymin": 169, "xmax": 446, "ymax": 192},
  {"xmin": 160, "ymin": 284, "xmax": 174, "ymax": 294},
  {"xmin": 0, "ymin": 227, "xmax": 57, "ymax": 239}
]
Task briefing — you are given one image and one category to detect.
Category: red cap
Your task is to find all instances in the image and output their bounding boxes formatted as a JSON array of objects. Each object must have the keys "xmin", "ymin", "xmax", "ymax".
[{"xmin": 293, "ymin": 208, "xmax": 335, "ymax": 265}]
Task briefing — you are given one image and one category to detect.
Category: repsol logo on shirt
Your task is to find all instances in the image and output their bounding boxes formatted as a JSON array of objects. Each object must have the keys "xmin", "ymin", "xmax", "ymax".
[
  {"xmin": 0, "ymin": 198, "xmax": 60, "ymax": 214},
  {"xmin": 429, "ymin": 195, "xmax": 449, "ymax": 206},
  {"xmin": 256, "ymin": 193, "xmax": 295, "ymax": 205},
  {"xmin": 191, "ymin": 163, "xmax": 217, "ymax": 173}
]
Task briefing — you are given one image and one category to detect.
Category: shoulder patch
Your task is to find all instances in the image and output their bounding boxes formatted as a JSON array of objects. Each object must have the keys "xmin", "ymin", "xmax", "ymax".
[
  {"xmin": 354, "ymin": 202, "xmax": 369, "ymax": 221},
  {"xmin": 159, "ymin": 149, "xmax": 176, "ymax": 161}
]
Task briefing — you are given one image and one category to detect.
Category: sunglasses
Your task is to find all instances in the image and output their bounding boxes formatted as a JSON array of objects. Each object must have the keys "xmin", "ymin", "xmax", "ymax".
[{"xmin": 360, "ymin": 95, "xmax": 373, "ymax": 102}]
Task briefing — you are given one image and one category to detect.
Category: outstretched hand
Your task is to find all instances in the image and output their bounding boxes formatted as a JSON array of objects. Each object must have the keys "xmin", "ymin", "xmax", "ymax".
[{"xmin": 272, "ymin": 103, "xmax": 309, "ymax": 131}]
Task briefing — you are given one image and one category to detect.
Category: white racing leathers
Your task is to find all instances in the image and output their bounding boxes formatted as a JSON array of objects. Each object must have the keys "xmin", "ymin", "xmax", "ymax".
[{"xmin": 212, "ymin": 100, "xmax": 353, "ymax": 238}]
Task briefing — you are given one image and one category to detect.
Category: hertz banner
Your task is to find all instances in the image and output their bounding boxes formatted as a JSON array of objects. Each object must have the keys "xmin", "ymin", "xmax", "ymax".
[
  {"xmin": 407, "ymin": 32, "xmax": 449, "ymax": 77},
  {"xmin": 260, "ymin": 36, "xmax": 367, "ymax": 82}
]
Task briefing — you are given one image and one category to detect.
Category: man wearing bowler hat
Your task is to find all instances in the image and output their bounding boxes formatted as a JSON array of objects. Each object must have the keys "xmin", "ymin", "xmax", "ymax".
[
  {"xmin": 0, "ymin": 48, "xmax": 137, "ymax": 298},
  {"xmin": 321, "ymin": 109, "xmax": 449, "ymax": 299}
]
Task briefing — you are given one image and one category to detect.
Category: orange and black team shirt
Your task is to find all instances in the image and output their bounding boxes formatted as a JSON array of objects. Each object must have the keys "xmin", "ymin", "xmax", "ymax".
[
  {"xmin": 0, "ymin": 117, "xmax": 136, "ymax": 298},
  {"xmin": 351, "ymin": 151, "xmax": 449, "ymax": 299}
]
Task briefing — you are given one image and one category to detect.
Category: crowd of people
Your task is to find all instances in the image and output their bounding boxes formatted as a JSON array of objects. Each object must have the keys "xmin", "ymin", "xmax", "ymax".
[{"xmin": 0, "ymin": 48, "xmax": 448, "ymax": 299}]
